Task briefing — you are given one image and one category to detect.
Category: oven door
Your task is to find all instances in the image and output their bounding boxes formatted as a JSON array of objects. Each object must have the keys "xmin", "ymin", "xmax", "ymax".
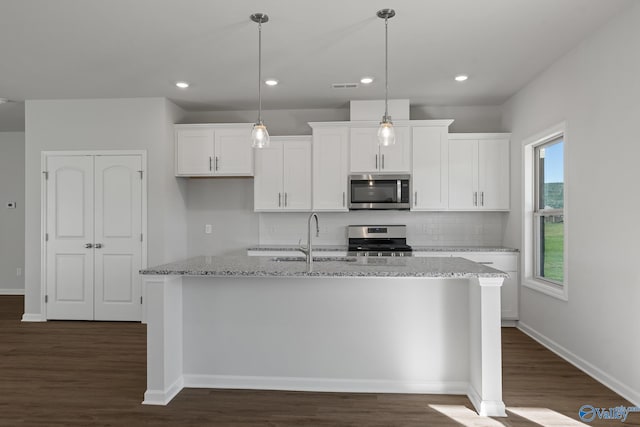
[{"xmin": 348, "ymin": 174, "xmax": 410, "ymax": 210}]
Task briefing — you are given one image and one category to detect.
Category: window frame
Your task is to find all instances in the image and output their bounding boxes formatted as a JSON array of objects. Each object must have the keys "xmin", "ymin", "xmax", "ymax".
[{"xmin": 522, "ymin": 122, "xmax": 569, "ymax": 301}]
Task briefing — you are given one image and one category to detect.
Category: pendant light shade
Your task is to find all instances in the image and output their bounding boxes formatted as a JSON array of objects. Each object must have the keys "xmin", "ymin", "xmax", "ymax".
[
  {"xmin": 251, "ymin": 13, "xmax": 270, "ymax": 148},
  {"xmin": 377, "ymin": 8, "xmax": 396, "ymax": 146}
]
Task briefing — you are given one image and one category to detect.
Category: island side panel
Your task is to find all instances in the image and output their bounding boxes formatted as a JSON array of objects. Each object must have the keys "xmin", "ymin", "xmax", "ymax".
[
  {"xmin": 181, "ymin": 276, "xmax": 470, "ymax": 394},
  {"xmin": 467, "ymin": 277, "xmax": 506, "ymax": 417},
  {"xmin": 143, "ymin": 275, "xmax": 184, "ymax": 405}
]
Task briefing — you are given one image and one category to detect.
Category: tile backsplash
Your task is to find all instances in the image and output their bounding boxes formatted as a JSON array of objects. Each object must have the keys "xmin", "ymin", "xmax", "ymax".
[{"xmin": 259, "ymin": 211, "xmax": 506, "ymax": 247}]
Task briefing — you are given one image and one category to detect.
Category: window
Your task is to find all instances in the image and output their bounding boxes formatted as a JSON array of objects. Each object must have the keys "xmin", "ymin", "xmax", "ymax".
[
  {"xmin": 534, "ymin": 137, "xmax": 564, "ymax": 284},
  {"xmin": 523, "ymin": 122, "xmax": 568, "ymax": 300}
]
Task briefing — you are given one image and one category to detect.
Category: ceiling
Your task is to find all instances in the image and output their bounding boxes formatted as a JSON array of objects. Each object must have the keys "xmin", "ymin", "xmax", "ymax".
[{"xmin": 0, "ymin": 0, "xmax": 633, "ymax": 131}]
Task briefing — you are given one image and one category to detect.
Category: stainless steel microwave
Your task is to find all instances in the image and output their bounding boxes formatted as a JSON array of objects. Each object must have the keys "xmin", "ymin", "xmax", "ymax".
[{"xmin": 348, "ymin": 174, "xmax": 411, "ymax": 210}]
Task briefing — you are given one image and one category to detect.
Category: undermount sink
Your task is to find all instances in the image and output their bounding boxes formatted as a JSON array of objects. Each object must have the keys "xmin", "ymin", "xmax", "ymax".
[{"xmin": 270, "ymin": 256, "xmax": 358, "ymax": 263}]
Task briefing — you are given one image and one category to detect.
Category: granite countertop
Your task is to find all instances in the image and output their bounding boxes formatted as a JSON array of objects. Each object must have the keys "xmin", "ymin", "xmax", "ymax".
[
  {"xmin": 140, "ymin": 255, "xmax": 508, "ymax": 278},
  {"xmin": 247, "ymin": 245, "xmax": 518, "ymax": 253}
]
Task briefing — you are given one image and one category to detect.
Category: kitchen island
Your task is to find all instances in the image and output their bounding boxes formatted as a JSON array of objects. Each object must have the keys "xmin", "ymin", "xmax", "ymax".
[{"xmin": 140, "ymin": 255, "xmax": 508, "ymax": 417}]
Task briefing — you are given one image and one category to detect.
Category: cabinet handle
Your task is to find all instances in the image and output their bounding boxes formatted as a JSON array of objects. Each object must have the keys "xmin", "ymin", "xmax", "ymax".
[
  {"xmin": 209, "ymin": 156, "xmax": 212, "ymax": 171},
  {"xmin": 480, "ymin": 191, "xmax": 484, "ymax": 206},
  {"xmin": 375, "ymin": 154, "xmax": 378, "ymax": 170},
  {"xmin": 278, "ymin": 193, "xmax": 281, "ymax": 207},
  {"xmin": 284, "ymin": 192, "xmax": 288, "ymax": 207},
  {"xmin": 342, "ymin": 191, "xmax": 346, "ymax": 207},
  {"xmin": 84, "ymin": 243, "xmax": 93, "ymax": 249},
  {"xmin": 94, "ymin": 243, "xmax": 103, "ymax": 249},
  {"xmin": 382, "ymin": 154, "xmax": 385, "ymax": 170},
  {"xmin": 414, "ymin": 191, "xmax": 418, "ymax": 206},
  {"xmin": 474, "ymin": 192, "xmax": 478, "ymax": 206},
  {"xmin": 215, "ymin": 156, "xmax": 219, "ymax": 171}
]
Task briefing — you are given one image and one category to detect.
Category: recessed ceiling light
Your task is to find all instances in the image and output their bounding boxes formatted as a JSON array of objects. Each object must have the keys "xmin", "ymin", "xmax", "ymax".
[
  {"xmin": 360, "ymin": 77, "xmax": 374, "ymax": 84},
  {"xmin": 265, "ymin": 79, "xmax": 278, "ymax": 86},
  {"xmin": 455, "ymin": 75, "xmax": 469, "ymax": 82},
  {"xmin": 175, "ymin": 81, "xmax": 190, "ymax": 89}
]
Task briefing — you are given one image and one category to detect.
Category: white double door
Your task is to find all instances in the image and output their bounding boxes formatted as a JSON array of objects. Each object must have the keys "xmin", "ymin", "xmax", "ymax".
[{"xmin": 45, "ymin": 154, "xmax": 144, "ymax": 321}]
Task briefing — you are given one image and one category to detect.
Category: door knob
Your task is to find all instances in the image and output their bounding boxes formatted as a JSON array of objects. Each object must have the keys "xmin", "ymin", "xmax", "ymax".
[
  {"xmin": 84, "ymin": 243, "xmax": 93, "ymax": 248},
  {"xmin": 94, "ymin": 243, "xmax": 103, "ymax": 249}
]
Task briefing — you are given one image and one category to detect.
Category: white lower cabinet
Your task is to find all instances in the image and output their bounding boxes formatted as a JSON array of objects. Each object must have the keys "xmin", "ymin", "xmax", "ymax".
[
  {"xmin": 254, "ymin": 136, "xmax": 311, "ymax": 212},
  {"xmin": 413, "ymin": 251, "xmax": 519, "ymax": 321}
]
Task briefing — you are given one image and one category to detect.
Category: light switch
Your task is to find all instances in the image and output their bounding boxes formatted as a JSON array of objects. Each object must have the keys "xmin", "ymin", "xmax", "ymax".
[
  {"xmin": 6, "ymin": 202, "xmax": 16, "ymax": 209},
  {"xmin": 205, "ymin": 224, "xmax": 212, "ymax": 234}
]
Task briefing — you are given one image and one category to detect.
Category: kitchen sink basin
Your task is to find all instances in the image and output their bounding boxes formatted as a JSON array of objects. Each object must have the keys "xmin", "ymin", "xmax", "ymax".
[{"xmin": 270, "ymin": 256, "xmax": 358, "ymax": 263}]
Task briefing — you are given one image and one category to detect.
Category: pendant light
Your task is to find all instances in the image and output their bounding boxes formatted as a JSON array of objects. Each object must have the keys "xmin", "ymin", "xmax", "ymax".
[
  {"xmin": 250, "ymin": 13, "xmax": 270, "ymax": 148},
  {"xmin": 377, "ymin": 8, "xmax": 396, "ymax": 147}
]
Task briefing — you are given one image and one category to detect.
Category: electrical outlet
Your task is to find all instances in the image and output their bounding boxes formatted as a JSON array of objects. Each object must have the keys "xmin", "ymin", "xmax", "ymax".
[
  {"xmin": 16, "ymin": 267, "xmax": 22, "ymax": 277},
  {"xmin": 204, "ymin": 224, "xmax": 212, "ymax": 234}
]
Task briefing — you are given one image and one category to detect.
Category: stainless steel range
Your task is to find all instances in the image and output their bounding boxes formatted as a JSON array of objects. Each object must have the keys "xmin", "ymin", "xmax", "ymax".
[{"xmin": 347, "ymin": 225, "xmax": 412, "ymax": 257}]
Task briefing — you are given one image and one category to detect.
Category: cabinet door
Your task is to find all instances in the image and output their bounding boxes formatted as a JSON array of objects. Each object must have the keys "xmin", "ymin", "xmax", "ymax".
[
  {"xmin": 254, "ymin": 142, "xmax": 284, "ymax": 211},
  {"xmin": 379, "ymin": 126, "xmax": 410, "ymax": 173},
  {"xmin": 283, "ymin": 141, "xmax": 311, "ymax": 211},
  {"xmin": 94, "ymin": 155, "xmax": 143, "ymax": 321},
  {"xmin": 478, "ymin": 138, "xmax": 510, "ymax": 210},
  {"xmin": 349, "ymin": 127, "xmax": 379, "ymax": 173},
  {"xmin": 175, "ymin": 127, "xmax": 214, "ymax": 176},
  {"xmin": 412, "ymin": 126, "xmax": 448, "ymax": 210},
  {"xmin": 448, "ymin": 139, "xmax": 479, "ymax": 209},
  {"xmin": 214, "ymin": 127, "xmax": 253, "ymax": 176},
  {"xmin": 312, "ymin": 127, "xmax": 349, "ymax": 211},
  {"xmin": 45, "ymin": 156, "xmax": 95, "ymax": 320}
]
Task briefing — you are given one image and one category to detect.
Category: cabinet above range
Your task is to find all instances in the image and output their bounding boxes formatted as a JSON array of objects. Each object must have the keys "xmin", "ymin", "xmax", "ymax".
[{"xmin": 175, "ymin": 123, "xmax": 254, "ymax": 177}]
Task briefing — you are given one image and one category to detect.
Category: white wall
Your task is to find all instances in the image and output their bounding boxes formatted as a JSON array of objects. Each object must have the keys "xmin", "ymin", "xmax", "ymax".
[
  {"xmin": 0, "ymin": 132, "xmax": 25, "ymax": 294},
  {"xmin": 23, "ymin": 98, "xmax": 188, "ymax": 318},
  {"xmin": 502, "ymin": 3, "xmax": 640, "ymax": 405}
]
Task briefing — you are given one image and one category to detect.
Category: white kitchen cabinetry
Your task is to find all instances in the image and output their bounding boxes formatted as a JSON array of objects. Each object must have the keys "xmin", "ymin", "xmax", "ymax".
[
  {"xmin": 350, "ymin": 124, "xmax": 410, "ymax": 173},
  {"xmin": 254, "ymin": 136, "xmax": 311, "ymax": 212},
  {"xmin": 310, "ymin": 123, "xmax": 349, "ymax": 211},
  {"xmin": 448, "ymin": 133, "xmax": 510, "ymax": 210},
  {"xmin": 413, "ymin": 250, "xmax": 519, "ymax": 321},
  {"xmin": 411, "ymin": 121, "xmax": 454, "ymax": 210},
  {"xmin": 175, "ymin": 124, "xmax": 254, "ymax": 177}
]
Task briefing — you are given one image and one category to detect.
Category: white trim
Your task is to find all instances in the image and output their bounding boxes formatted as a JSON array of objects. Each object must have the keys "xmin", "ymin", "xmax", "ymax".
[
  {"xmin": 183, "ymin": 374, "xmax": 468, "ymax": 395},
  {"xmin": 448, "ymin": 132, "xmax": 511, "ymax": 140},
  {"xmin": 0, "ymin": 289, "xmax": 25, "ymax": 295},
  {"xmin": 521, "ymin": 121, "xmax": 569, "ymax": 301},
  {"xmin": 467, "ymin": 385, "xmax": 507, "ymax": 417},
  {"xmin": 142, "ymin": 376, "xmax": 184, "ymax": 405},
  {"xmin": 518, "ymin": 322, "xmax": 640, "ymax": 407},
  {"xmin": 41, "ymin": 150, "xmax": 148, "ymax": 321},
  {"xmin": 21, "ymin": 313, "xmax": 45, "ymax": 322}
]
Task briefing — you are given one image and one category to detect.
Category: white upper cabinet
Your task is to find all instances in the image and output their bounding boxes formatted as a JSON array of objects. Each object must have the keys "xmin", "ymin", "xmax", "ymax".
[
  {"xmin": 310, "ymin": 124, "xmax": 349, "ymax": 211},
  {"xmin": 349, "ymin": 125, "xmax": 410, "ymax": 173},
  {"xmin": 175, "ymin": 124, "xmax": 253, "ymax": 177},
  {"xmin": 411, "ymin": 121, "xmax": 453, "ymax": 210},
  {"xmin": 448, "ymin": 133, "xmax": 511, "ymax": 210},
  {"xmin": 254, "ymin": 136, "xmax": 311, "ymax": 212}
]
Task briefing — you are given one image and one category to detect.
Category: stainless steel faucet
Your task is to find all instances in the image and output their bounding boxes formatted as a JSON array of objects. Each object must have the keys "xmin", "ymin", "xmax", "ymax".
[{"xmin": 299, "ymin": 212, "xmax": 319, "ymax": 269}]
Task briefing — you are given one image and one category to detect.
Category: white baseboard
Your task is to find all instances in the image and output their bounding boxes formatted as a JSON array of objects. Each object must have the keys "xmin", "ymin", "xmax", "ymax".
[
  {"xmin": 518, "ymin": 322, "xmax": 640, "ymax": 407},
  {"xmin": 467, "ymin": 384, "xmax": 507, "ymax": 417},
  {"xmin": 21, "ymin": 313, "xmax": 45, "ymax": 322},
  {"xmin": 183, "ymin": 374, "xmax": 469, "ymax": 396},
  {"xmin": 142, "ymin": 376, "xmax": 184, "ymax": 405},
  {"xmin": 0, "ymin": 289, "xmax": 25, "ymax": 295}
]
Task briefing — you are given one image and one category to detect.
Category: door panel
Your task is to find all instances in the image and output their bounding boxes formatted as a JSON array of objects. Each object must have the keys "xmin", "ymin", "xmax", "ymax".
[
  {"xmin": 94, "ymin": 155, "xmax": 143, "ymax": 321},
  {"xmin": 379, "ymin": 126, "xmax": 410, "ymax": 173},
  {"xmin": 349, "ymin": 128, "xmax": 379, "ymax": 173},
  {"xmin": 283, "ymin": 141, "xmax": 311, "ymax": 210},
  {"xmin": 448, "ymin": 139, "xmax": 478, "ymax": 209},
  {"xmin": 214, "ymin": 127, "xmax": 253, "ymax": 175},
  {"xmin": 254, "ymin": 142, "xmax": 284, "ymax": 210},
  {"xmin": 46, "ymin": 156, "xmax": 94, "ymax": 320},
  {"xmin": 175, "ymin": 128, "xmax": 214, "ymax": 175}
]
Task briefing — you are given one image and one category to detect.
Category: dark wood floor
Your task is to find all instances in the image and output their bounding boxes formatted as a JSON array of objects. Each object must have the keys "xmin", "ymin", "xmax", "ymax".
[{"xmin": 1, "ymin": 295, "xmax": 637, "ymax": 426}]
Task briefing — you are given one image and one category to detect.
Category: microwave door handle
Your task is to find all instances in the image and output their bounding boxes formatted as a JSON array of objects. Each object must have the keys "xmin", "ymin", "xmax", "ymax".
[{"xmin": 397, "ymin": 180, "xmax": 401, "ymax": 203}]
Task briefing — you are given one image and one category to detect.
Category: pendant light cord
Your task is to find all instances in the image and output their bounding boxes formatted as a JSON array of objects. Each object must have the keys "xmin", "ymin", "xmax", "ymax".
[
  {"xmin": 258, "ymin": 20, "xmax": 263, "ymax": 124},
  {"xmin": 384, "ymin": 16, "xmax": 389, "ymax": 120}
]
